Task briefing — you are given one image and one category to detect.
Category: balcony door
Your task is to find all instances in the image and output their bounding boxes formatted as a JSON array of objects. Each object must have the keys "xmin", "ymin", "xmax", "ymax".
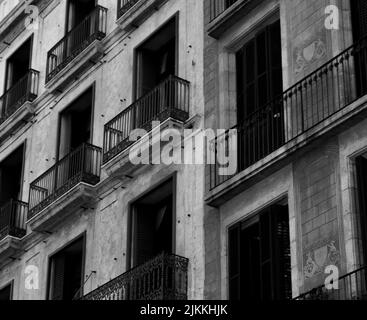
[
  {"xmin": 228, "ymin": 202, "xmax": 291, "ymax": 300},
  {"xmin": 351, "ymin": 0, "xmax": 367, "ymax": 97},
  {"xmin": 356, "ymin": 156, "xmax": 367, "ymax": 267},
  {"xmin": 236, "ymin": 19, "xmax": 283, "ymax": 170},
  {"xmin": 0, "ymin": 283, "xmax": 12, "ymax": 301},
  {"xmin": 130, "ymin": 178, "xmax": 175, "ymax": 268},
  {"xmin": 0, "ymin": 144, "xmax": 25, "ymax": 207},
  {"xmin": 48, "ymin": 236, "xmax": 85, "ymax": 300},
  {"xmin": 3, "ymin": 37, "xmax": 32, "ymax": 116},
  {"xmin": 136, "ymin": 17, "xmax": 177, "ymax": 99},
  {"xmin": 134, "ymin": 17, "xmax": 177, "ymax": 130},
  {"xmin": 58, "ymin": 87, "xmax": 93, "ymax": 160},
  {"xmin": 66, "ymin": 0, "xmax": 96, "ymax": 54}
]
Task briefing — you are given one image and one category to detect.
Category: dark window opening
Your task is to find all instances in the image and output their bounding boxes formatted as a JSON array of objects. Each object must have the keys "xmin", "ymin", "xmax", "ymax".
[
  {"xmin": 5, "ymin": 37, "xmax": 32, "ymax": 91},
  {"xmin": 351, "ymin": 0, "xmax": 367, "ymax": 96},
  {"xmin": 0, "ymin": 144, "xmax": 24, "ymax": 206},
  {"xmin": 58, "ymin": 88, "xmax": 93, "ymax": 159},
  {"xmin": 236, "ymin": 19, "xmax": 284, "ymax": 170},
  {"xmin": 135, "ymin": 17, "xmax": 177, "ymax": 99},
  {"xmin": 351, "ymin": 0, "xmax": 367, "ymax": 42},
  {"xmin": 228, "ymin": 202, "xmax": 291, "ymax": 300},
  {"xmin": 356, "ymin": 155, "xmax": 367, "ymax": 266},
  {"xmin": 131, "ymin": 179, "xmax": 174, "ymax": 268},
  {"xmin": 0, "ymin": 283, "xmax": 12, "ymax": 301},
  {"xmin": 66, "ymin": 0, "xmax": 96, "ymax": 32},
  {"xmin": 48, "ymin": 236, "xmax": 84, "ymax": 300}
]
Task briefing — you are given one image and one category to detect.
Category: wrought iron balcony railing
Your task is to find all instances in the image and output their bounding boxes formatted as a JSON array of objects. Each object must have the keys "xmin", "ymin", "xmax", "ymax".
[
  {"xmin": 209, "ymin": 0, "xmax": 241, "ymax": 22},
  {"xmin": 210, "ymin": 35, "xmax": 367, "ymax": 189},
  {"xmin": 46, "ymin": 5, "xmax": 107, "ymax": 83},
  {"xmin": 0, "ymin": 69, "xmax": 39, "ymax": 124},
  {"xmin": 82, "ymin": 253, "xmax": 189, "ymax": 300},
  {"xmin": 0, "ymin": 200, "xmax": 27, "ymax": 241},
  {"xmin": 28, "ymin": 143, "xmax": 102, "ymax": 220},
  {"xmin": 117, "ymin": 0, "xmax": 140, "ymax": 19},
  {"xmin": 294, "ymin": 266, "xmax": 367, "ymax": 300},
  {"xmin": 103, "ymin": 75, "xmax": 190, "ymax": 163}
]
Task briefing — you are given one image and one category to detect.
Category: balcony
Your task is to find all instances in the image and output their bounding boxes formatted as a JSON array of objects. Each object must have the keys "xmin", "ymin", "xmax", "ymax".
[
  {"xmin": 116, "ymin": 0, "xmax": 169, "ymax": 32},
  {"xmin": 208, "ymin": 0, "xmax": 256, "ymax": 38},
  {"xmin": 0, "ymin": 200, "xmax": 27, "ymax": 263},
  {"xmin": 45, "ymin": 6, "xmax": 107, "ymax": 92},
  {"xmin": 295, "ymin": 267, "xmax": 367, "ymax": 300},
  {"xmin": 209, "ymin": 35, "xmax": 367, "ymax": 204},
  {"xmin": 82, "ymin": 253, "xmax": 189, "ymax": 300},
  {"xmin": 0, "ymin": 200, "xmax": 27, "ymax": 241},
  {"xmin": 27, "ymin": 144, "xmax": 102, "ymax": 232},
  {"xmin": 0, "ymin": 69, "xmax": 39, "ymax": 143},
  {"xmin": 103, "ymin": 75, "xmax": 190, "ymax": 164}
]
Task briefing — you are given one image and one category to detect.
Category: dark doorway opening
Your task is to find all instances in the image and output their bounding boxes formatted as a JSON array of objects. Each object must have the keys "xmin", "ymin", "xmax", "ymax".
[
  {"xmin": 356, "ymin": 155, "xmax": 367, "ymax": 267},
  {"xmin": 236, "ymin": 19, "xmax": 284, "ymax": 170},
  {"xmin": 0, "ymin": 283, "xmax": 12, "ymax": 301},
  {"xmin": 131, "ymin": 178, "xmax": 175, "ymax": 268},
  {"xmin": 351, "ymin": 0, "xmax": 367, "ymax": 97},
  {"xmin": 5, "ymin": 37, "xmax": 32, "ymax": 91},
  {"xmin": 2, "ymin": 37, "xmax": 33, "ymax": 116},
  {"xmin": 58, "ymin": 88, "xmax": 93, "ymax": 159},
  {"xmin": 351, "ymin": 0, "xmax": 367, "ymax": 42},
  {"xmin": 0, "ymin": 144, "xmax": 24, "ymax": 206},
  {"xmin": 48, "ymin": 236, "xmax": 85, "ymax": 300},
  {"xmin": 66, "ymin": 0, "xmax": 96, "ymax": 32},
  {"xmin": 228, "ymin": 202, "xmax": 291, "ymax": 300},
  {"xmin": 135, "ymin": 17, "xmax": 177, "ymax": 99}
]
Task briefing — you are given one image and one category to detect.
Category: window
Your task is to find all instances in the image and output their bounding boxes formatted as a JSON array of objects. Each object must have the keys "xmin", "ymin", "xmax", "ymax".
[
  {"xmin": 0, "ymin": 283, "xmax": 12, "ymax": 301},
  {"xmin": 130, "ymin": 178, "xmax": 175, "ymax": 268},
  {"xmin": 228, "ymin": 202, "xmax": 291, "ymax": 300},
  {"xmin": 351, "ymin": 0, "xmax": 367, "ymax": 41},
  {"xmin": 48, "ymin": 236, "xmax": 85, "ymax": 300},
  {"xmin": 0, "ymin": 144, "xmax": 24, "ymax": 206},
  {"xmin": 135, "ymin": 17, "xmax": 177, "ymax": 98},
  {"xmin": 58, "ymin": 87, "xmax": 93, "ymax": 159},
  {"xmin": 351, "ymin": 0, "xmax": 367, "ymax": 96},
  {"xmin": 236, "ymin": 19, "xmax": 283, "ymax": 169},
  {"xmin": 356, "ymin": 155, "xmax": 367, "ymax": 266}
]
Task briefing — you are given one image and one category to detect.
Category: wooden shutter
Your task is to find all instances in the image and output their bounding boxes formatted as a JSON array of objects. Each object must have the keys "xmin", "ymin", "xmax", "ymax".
[
  {"xmin": 50, "ymin": 254, "xmax": 65, "ymax": 300},
  {"xmin": 236, "ymin": 20, "xmax": 282, "ymax": 122},
  {"xmin": 271, "ymin": 205, "xmax": 292, "ymax": 300},
  {"xmin": 228, "ymin": 224, "xmax": 241, "ymax": 300},
  {"xmin": 135, "ymin": 204, "xmax": 156, "ymax": 266}
]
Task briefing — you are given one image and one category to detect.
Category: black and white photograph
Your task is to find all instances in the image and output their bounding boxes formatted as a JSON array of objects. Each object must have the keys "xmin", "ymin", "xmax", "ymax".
[{"xmin": 0, "ymin": 0, "xmax": 366, "ymax": 317}]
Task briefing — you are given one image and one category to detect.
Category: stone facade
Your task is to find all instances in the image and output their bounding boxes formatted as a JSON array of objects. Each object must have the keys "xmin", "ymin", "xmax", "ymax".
[
  {"xmin": 204, "ymin": 0, "xmax": 367, "ymax": 299},
  {"xmin": 0, "ymin": 0, "xmax": 205, "ymax": 300}
]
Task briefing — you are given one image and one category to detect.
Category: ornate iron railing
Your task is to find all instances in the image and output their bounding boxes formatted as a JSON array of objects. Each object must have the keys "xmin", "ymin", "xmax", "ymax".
[
  {"xmin": 83, "ymin": 253, "xmax": 188, "ymax": 300},
  {"xmin": 210, "ymin": 35, "xmax": 367, "ymax": 189},
  {"xmin": 117, "ymin": 0, "xmax": 141, "ymax": 18},
  {"xmin": 46, "ymin": 5, "xmax": 107, "ymax": 83},
  {"xmin": 103, "ymin": 75, "xmax": 190, "ymax": 163},
  {"xmin": 28, "ymin": 143, "xmax": 102, "ymax": 220},
  {"xmin": 0, "ymin": 69, "xmax": 39, "ymax": 124},
  {"xmin": 209, "ymin": 0, "xmax": 242, "ymax": 22},
  {"xmin": 294, "ymin": 266, "xmax": 367, "ymax": 300},
  {"xmin": 0, "ymin": 200, "xmax": 27, "ymax": 241}
]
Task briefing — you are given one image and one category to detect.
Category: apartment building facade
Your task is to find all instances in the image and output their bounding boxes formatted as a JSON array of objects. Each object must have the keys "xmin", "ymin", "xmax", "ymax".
[
  {"xmin": 205, "ymin": 0, "xmax": 367, "ymax": 300},
  {"xmin": 0, "ymin": 0, "xmax": 205, "ymax": 300}
]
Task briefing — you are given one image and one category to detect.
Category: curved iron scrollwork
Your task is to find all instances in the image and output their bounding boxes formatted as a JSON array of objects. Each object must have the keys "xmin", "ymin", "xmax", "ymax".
[{"xmin": 82, "ymin": 253, "xmax": 189, "ymax": 301}]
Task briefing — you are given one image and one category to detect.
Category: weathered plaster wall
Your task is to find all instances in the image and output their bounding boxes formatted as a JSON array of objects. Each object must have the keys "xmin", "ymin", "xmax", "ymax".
[{"xmin": 0, "ymin": 0, "xmax": 206, "ymax": 300}]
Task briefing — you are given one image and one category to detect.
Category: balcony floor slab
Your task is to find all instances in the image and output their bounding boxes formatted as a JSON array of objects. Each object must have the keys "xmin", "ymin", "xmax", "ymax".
[{"xmin": 27, "ymin": 183, "xmax": 97, "ymax": 233}]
